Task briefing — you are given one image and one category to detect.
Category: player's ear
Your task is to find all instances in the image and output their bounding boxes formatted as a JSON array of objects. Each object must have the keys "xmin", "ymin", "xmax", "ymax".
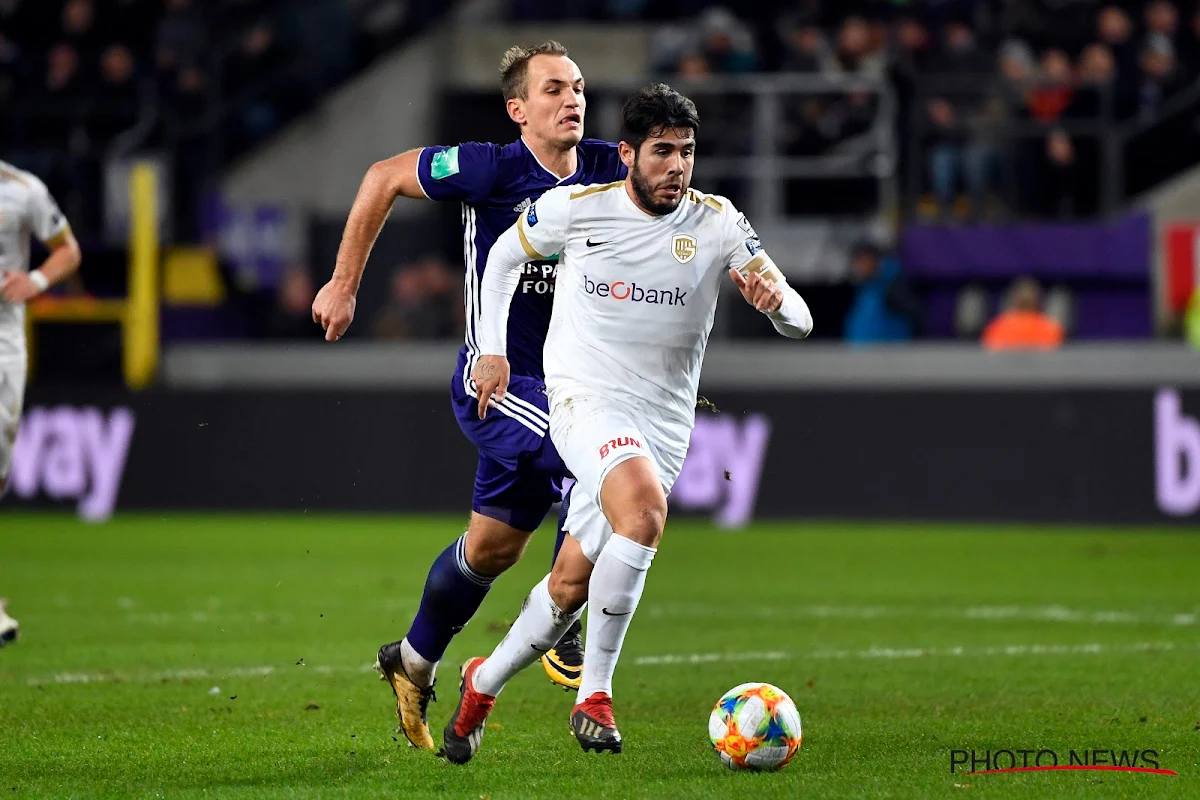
[
  {"xmin": 618, "ymin": 141, "xmax": 636, "ymax": 169},
  {"xmin": 507, "ymin": 98, "xmax": 526, "ymax": 126}
]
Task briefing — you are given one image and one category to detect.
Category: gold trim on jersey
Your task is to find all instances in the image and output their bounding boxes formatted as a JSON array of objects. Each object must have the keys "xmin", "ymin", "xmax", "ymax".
[
  {"xmin": 742, "ymin": 254, "xmax": 781, "ymax": 283},
  {"xmin": 0, "ymin": 165, "xmax": 31, "ymax": 188},
  {"xmin": 743, "ymin": 254, "xmax": 768, "ymax": 274},
  {"xmin": 517, "ymin": 216, "xmax": 545, "ymax": 260},
  {"xmin": 685, "ymin": 188, "xmax": 723, "ymax": 212},
  {"xmin": 44, "ymin": 226, "xmax": 72, "ymax": 249},
  {"xmin": 569, "ymin": 181, "xmax": 623, "ymax": 200}
]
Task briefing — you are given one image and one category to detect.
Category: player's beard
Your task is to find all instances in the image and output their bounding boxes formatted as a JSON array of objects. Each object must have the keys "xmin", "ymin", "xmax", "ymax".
[{"xmin": 631, "ymin": 154, "xmax": 686, "ymax": 216}]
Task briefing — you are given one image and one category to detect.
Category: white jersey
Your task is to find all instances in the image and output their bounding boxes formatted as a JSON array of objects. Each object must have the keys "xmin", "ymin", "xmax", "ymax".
[
  {"xmin": 0, "ymin": 162, "xmax": 70, "ymax": 369},
  {"xmin": 480, "ymin": 180, "xmax": 811, "ymax": 445}
]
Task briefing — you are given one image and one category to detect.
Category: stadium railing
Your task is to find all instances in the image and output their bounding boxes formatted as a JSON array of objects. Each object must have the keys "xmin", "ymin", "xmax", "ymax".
[{"xmin": 906, "ymin": 73, "xmax": 1200, "ymax": 217}]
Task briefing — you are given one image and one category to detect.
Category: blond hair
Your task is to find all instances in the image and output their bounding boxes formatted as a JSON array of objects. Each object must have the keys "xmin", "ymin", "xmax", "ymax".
[{"xmin": 499, "ymin": 41, "xmax": 570, "ymax": 100}]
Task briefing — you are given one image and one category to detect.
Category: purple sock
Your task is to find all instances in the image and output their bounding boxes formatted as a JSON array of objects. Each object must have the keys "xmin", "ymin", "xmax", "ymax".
[
  {"xmin": 405, "ymin": 535, "xmax": 494, "ymax": 663},
  {"xmin": 551, "ymin": 482, "xmax": 573, "ymax": 568}
]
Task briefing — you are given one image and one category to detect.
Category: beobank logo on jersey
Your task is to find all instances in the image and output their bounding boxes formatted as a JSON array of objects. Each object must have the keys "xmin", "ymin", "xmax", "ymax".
[{"xmin": 583, "ymin": 274, "xmax": 687, "ymax": 307}]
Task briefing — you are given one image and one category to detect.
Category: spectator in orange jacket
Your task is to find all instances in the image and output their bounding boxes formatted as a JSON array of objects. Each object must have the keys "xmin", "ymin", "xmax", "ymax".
[{"xmin": 981, "ymin": 277, "xmax": 1064, "ymax": 350}]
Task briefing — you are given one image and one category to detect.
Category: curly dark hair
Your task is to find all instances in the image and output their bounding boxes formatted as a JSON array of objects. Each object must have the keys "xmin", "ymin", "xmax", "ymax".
[{"xmin": 619, "ymin": 83, "xmax": 700, "ymax": 152}]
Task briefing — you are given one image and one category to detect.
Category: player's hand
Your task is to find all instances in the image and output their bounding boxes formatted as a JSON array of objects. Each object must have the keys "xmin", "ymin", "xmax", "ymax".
[
  {"xmin": 311, "ymin": 280, "xmax": 356, "ymax": 342},
  {"xmin": 0, "ymin": 272, "xmax": 43, "ymax": 304},
  {"xmin": 472, "ymin": 355, "xmax": 510, "ymax": 420},
  {"xmin": 730, "ymin": 267, "xmax": 783, "ymax": 314}
]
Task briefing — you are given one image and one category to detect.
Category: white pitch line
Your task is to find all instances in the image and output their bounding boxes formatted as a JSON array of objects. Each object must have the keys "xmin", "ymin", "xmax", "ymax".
[
  {"xmin": 18, "ymin": 641, "xmax": 1195, "ymax": 687},
  {"xmin": 633, "ymin": 640, "xmax": 1190, "ymax": 666},
  {"xmin": 25, "ymin": 663, "xmax": 377, "ymax": 687},
  {"xmin": 646, "ymin": 603, "xmax": 1200, "ymax": 626}
]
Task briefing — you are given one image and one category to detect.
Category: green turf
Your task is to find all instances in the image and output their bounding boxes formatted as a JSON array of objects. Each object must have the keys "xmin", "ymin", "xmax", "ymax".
[{"xmin": 1, "ymin": 514, "xmax": 1198, "ymax": 799}]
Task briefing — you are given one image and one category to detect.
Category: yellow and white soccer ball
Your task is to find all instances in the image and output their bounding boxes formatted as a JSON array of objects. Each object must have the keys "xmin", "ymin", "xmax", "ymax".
[{"xmin": 708, "ymin": 682, "xmax": 802, "ymax": 771}]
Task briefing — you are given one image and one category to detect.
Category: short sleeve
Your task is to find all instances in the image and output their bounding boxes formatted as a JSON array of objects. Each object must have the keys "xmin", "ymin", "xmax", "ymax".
[
  {"xmin": 515, "ymin": 186, "xmax": 572, "ymax": 261},
  {"xmin": 26, "ymin": 176, "xmax": 70, "ymax": 246},
  {"xmin": 415, "ymin": 142, "xmax": 500, "ymax": 203},
  {"xmin": 720, "ymin": 201, "xmax": 769, "ymax": 276}
]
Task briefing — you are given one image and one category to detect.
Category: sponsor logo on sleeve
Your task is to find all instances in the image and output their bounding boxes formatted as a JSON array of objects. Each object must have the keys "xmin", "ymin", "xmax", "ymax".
[
  {"xmin": 429, "ymin": 146, "xmax": 461, "ymax": 180},
  {"xmin": 736, "ymin": 214, "xmax": 757, "ymax": 238}
]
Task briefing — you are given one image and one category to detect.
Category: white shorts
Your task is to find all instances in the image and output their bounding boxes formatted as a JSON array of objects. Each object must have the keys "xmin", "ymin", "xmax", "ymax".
[
  {"xmin": 549, "ymin": 393, "xmax": 686, "ymax": 563},
  {"xmin": 0, "ymin": 364, "xmax": 26, "ymax": 481}
]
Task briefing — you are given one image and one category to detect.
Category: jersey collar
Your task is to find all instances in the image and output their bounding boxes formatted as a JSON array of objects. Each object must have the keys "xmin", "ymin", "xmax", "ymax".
[{"xmin": 520, "ymin": 137, "xmax": 583, "ymax": 184}]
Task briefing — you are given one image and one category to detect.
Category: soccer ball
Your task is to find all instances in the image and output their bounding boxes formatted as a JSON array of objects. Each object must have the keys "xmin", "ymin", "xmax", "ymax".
[{"xmin": 708, "ymin": 682, "xmax": 802, "ymax": 771}]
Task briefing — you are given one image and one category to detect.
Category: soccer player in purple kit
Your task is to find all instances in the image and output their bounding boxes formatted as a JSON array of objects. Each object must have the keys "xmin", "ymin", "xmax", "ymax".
[{"xmin": 312, "ymin": 42, "xmax": 626, "ymax": 750}]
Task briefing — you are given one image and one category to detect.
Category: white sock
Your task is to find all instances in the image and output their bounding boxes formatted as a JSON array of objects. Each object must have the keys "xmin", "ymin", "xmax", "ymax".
[
  {"xmin": 400, "ymin": 638, "xmax": 436, "ymax": 688},
  {"xmin": 576, "ymin": 534, "xmax": 657, "ymax": 703},
  {"xmin": 474, "ymin": 574, "xmax": 581, "ymax": 696}
]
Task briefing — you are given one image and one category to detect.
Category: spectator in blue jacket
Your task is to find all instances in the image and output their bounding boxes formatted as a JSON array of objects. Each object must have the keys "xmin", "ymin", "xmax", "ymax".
[{"xmin": 844, "ymin": 242, "xmax": 924, "ymax": 344}]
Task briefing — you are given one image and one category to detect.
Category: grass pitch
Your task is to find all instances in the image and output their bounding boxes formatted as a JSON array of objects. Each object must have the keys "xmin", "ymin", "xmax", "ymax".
[{"xmin": 1, "ymin": 514, "xmax": 1198, "ymax": 798}]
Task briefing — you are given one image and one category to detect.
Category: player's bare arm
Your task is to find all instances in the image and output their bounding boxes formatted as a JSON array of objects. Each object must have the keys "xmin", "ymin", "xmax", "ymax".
[
  {"xmin": 312, "ymin": 148, "xmax": 426, "ymax": 341},
  {"xmin": 0, "ymin": 229, "xmax": 81, "ymax": 304}
]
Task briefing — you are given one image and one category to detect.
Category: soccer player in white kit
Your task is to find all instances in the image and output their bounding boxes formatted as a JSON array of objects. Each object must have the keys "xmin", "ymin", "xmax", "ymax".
[
  {"xmin": 439, "ymin": 84, "xmax": 812, "ymax": 763},
  {"xmin": 0, "ymin": 161, "xmax": 81, "ymax": 647},
  {"xmin": 0, "ymin": 161, "xmax": 82, "ymax": 500}
]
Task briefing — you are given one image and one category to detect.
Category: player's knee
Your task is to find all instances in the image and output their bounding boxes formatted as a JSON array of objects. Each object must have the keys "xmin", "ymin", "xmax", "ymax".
[
  {"xmin": 629, "ymin": 502, "xmax": 668, "ymax": 547},
  {"xmin": 611, "ymin": 496, "xmax": 667, "ymax": 548},
  {"xmin": 464, "ymin": 517, "xmax": 532, "ymax": 576},
  {"xmin": 601, "ymin": 458, "xmax": 668, "ymax": 546},
  {"xmin": 467, "ymin": 537, "xmax": 527, "ymax": 575}
]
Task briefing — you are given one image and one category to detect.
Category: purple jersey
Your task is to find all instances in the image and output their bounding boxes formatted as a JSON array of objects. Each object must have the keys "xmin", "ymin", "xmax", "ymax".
[{"xmin": 416, "ymin": 138, "xmax": 626, "ymax": 385}]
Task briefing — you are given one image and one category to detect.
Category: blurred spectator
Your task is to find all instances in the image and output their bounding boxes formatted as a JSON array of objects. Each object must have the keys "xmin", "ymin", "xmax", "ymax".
[
  {"xmin": 981, "ymin": 277, "xmax": 1064, "ymax": 350},
  {"xmin": 86, "ymin": 43, "xmax": 143, "ymax": 143},
  {"xmin": 372, "ymin": 259, "xmax": 460, "ymax": 340},
  {"xmin": 929, "ymin": 20, "xmax": 992, "ymax": 74},
  {"xmin": 31, "ymin": 42, "xmax": 86, "ymax": 150},
  {"xmin": 1145, "ymin": 0, "xmax": 1180, "ymax": 43},
  {"xmin": 926, "ymin": 97, "xmax": 1000, "ymax": 217},
  {"xmin": 1069, "ymin": 42, "xmax": 1121, "ymax": 118},
  {"xmin": 695, "ymin": 7, "xmax": 757, "ymax": 74},
  {"xmin": 155, "ymin": 0, "xmax": 206, "ymax": 73},
  {"xmin": 1027, "ymin": 48, "xmax": 1073, "ymax": 122},
  {"xmin": 844, "ymin": 242, "xmax": 922, "ymax": 344},
  {"xmin": 1135, "ymin": 33, "xmax": 1185, "ymax": 121},
  {"xmin": 659, "ymin": 7, "xmax": 756, "ymax": 75},
  {"xmin": 676, "ymin": 52, "xmax": 711, "ymax": 78},
  {"xmin": 891, "ymin": 17, "xmax": 933, "ymax": 75},
  {"xmin": 779, "ymin": 25, "xmax": 827, "ymax": 73},
  {"xmin": 1037, "ymin": 128, "xmax": 1082, "ymax": 217},
  {"xmin": 224, "ymin": 10, "xmax": 303, "ymax": 149},
  {"xmin": 828, "ymin": 16, "xmax": 886, "ymax": 76},
  {"xmin": 266, "ymin": 266, "xmax": 321, "ymax": 339},
  {"xmin": 45, "ymin": 40, "xmax": 83, "ymax": 97},
  {"xmin": 60, "ymin": 0, "xmax": 98, "ymax": 58},
  {"xmin": 1096, "ymin": 5, "xmax": 1137, "ymax": 78}
]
